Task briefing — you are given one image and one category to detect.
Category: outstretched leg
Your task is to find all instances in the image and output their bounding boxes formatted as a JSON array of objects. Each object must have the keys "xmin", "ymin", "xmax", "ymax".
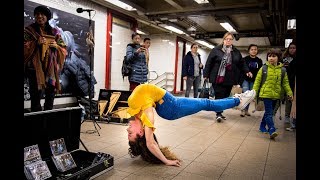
[{"xmin": 156, "ymin": 90, "xmax": 255, "ymax": 120}]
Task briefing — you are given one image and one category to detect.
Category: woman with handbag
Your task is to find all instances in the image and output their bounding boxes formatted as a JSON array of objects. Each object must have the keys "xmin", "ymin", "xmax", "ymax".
[{"xmin": 126, "ymin": 83, "xmax": 255, "ymax": 166}]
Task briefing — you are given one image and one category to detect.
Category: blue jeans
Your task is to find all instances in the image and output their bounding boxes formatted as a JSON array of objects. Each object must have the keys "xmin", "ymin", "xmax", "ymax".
[
  {"xmin": 185, "ymin": 76, "xmax": 201, "ymax": 98},
  {"xmin": 260, "ymin": 98, "xmax": 278, "ymax": 135},
  {"xmin": 155, "ymin": 92, "xmax": 240, "ymax": 120},
  {"xmin": 242, "ymin": 80, "xmax": 254, "ymax": 111}
]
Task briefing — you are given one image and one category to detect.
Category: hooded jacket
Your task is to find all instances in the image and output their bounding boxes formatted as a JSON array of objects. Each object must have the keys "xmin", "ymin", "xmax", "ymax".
[{"xmin": 253, "ymin": 61, "xmax": 293, "ymax": 99}]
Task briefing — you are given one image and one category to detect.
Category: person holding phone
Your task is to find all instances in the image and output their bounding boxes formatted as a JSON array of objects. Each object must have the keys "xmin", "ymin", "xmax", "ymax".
[{"xmin": 125, "ymin": 33, "xmax": 148, "ymax": 91}]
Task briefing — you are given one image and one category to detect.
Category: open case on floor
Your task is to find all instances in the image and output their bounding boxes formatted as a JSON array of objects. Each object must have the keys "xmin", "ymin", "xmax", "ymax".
[{"xmin": 23, "ymin": 107, "xmax": 114, "ymax": 180}]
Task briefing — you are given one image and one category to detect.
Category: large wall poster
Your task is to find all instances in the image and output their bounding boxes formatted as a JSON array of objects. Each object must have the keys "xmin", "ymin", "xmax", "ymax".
[{"xmin": 24, "ymin": 0, "xmax": 95, "ymax": 100}]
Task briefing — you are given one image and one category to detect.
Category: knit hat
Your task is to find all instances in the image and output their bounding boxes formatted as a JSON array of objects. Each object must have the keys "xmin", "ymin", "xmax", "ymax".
[{"xmin": 34, "ymin": 5, "xmax": 52, "ymax": 20}]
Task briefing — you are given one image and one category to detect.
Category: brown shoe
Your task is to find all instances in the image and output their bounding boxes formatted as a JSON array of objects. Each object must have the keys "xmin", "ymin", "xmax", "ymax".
[{"xmin": 245, "ymin": 110, "xmax": 251, "ymax": 116}]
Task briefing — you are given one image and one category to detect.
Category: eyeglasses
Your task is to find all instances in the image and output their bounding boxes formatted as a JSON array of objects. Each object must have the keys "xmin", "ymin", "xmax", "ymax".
[{"xmin": 224, "ymin": 38, "xmax": 233, "ymax": 41}]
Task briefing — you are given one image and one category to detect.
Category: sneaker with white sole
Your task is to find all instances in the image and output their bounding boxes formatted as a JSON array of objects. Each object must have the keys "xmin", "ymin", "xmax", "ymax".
[{"xmin": 234, "ymin": 90, "xmax": 256, "ymax": 111}]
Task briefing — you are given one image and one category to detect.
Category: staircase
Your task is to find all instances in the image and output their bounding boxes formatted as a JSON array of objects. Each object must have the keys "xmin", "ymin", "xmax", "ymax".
[{"xmin": 148, "ymin": 71, "xmax": 175, "ymax": 92}]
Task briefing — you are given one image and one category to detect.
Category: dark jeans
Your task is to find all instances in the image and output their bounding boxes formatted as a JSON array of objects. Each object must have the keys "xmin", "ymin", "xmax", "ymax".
[
  {"xmin": 212, "ymin": 84, "xmax": 233, "ymax": 116},
  {"xmin": 129, "ymin": 81, "xmax": 140, "ymax": 91},
  {"xmin": 260, "ymin": 98, "xmax": 278, "ymax": 135},
  {"xmin": 155, "ymin": 91, "xmax": 240, "ymax": 120},
  {"xmin": 185, "ymin": 76, "xmax": 201, "ymax": 98},
  {"xmin": 26, "ymin": 69, "xmax": 55, "ymax": 112}
]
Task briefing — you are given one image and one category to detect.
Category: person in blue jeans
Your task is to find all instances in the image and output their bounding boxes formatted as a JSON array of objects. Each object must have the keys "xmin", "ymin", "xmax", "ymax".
[
  {"xmin": 126, "ymin": 84, "xmax": 255, "ymax": 166},
  {"xmin": 240, "ymin": 44, "xmax": 263, "ymax": 117},
  {"xmin": 253, "ymin": 48, "xmax": 293, "ymax": 139}
]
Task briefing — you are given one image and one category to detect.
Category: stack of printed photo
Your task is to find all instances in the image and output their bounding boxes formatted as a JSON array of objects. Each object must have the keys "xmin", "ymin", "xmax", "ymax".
[
  {"xmin": 24, "ymin": 144, "xmax": 52, "ymax": 180},
  {"xmin": 50, "ymin": 138, "xmax": 77, "ymax": 172}
]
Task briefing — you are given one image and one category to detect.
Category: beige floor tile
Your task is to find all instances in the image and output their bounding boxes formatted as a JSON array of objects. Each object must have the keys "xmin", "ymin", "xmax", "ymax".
[
  {"xmin": 94, "ymin": 169, "xmax": 131, "ymax": 180},
  {"xmin": 263, "ymin": 165, "xmax": 296, "ymax": 180},
  {"xmin": 232, "ymin": 151, "xmax": 267, "ymax": 164},
  {"xmin": 226, "ymin": 160, "xmax": 265, "ymax": 174},
  {"xmin": 123, "ymin": 173, "xmax": 166, "ymax": 180},
  {"xmin": 266, "ymin": 156, "xmax": 296, "ymax": 171},
  {"xmin": 194, "ymin": 153, "xmax": 233, "ymax": 167},
  {"xmin": 131, "ymin": 159, "xmax": 191, "ymax": 178},
  {"xmin": 172, "ymin": 171, "xmax": 214, "ymax": 180},
  {"xmin": 171, "ymin": 148, "xmax": 202, "ymax": 161},
  {"xmin": 176, "ymin": 142, "xmax": 212, "ymax": 153},
  {"xmin": 202, "ymin": 146, "xmax": 237, "ymax": 157},
  {"xmin": 182, "ymin": 161, "xmax": 225, "ymax": 178},
  {"xmin": 114, "ymin": 156, "xmax": 149, "ymax": 173}
]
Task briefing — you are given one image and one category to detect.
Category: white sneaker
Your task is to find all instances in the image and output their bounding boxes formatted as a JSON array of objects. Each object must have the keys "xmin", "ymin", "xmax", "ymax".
[{"xmin": 234, "ymin": 90, "xmax": 256, "ymax": 110}]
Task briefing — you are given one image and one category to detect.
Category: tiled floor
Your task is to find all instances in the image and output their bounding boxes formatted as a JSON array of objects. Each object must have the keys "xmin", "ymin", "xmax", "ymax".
[{"xmin": 80, "ymin": 104, "xmax": 296, "ymax": 180}]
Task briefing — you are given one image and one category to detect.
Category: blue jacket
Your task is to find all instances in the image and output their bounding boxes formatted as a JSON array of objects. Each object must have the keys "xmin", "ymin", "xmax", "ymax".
[
  {"xmin": 125, "ymin": 44, "xmax": 148, "ymax": 83},
  {"xmin": 182, "ymin": 51, "xmax": 202, "ymax": 77}
]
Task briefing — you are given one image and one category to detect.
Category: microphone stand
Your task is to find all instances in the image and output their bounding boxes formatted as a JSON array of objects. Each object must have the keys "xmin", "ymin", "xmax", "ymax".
[{"xmin": 81, "ymin": 10, "xmax": 101, "ymax": 136}]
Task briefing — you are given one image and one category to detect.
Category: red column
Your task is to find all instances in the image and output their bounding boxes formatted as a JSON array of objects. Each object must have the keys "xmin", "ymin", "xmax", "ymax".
[
  {"xmin": 173, "ymin": 37, "xmax": 179, "ymax": 94},
  {"xmin": 105, "ymin": 11, "xmax": 112, "ymax": 89}
]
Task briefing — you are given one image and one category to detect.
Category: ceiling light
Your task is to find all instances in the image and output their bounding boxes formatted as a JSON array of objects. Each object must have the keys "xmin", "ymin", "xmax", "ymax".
[
  {"xmin": 220, "ymin": 22, "xmax": 237, "ymax": 33},
  {"xmin": 159, "ymin": 24, "xmax": 186, "ymax": 34},
  {"xmin": 287, "ymin": 19, "xmax": 296, "ymax": 30},
  {"xmin": 104, "ymin": 0, "xmax": 137, "ymax": 11},
  {"xmin": 194, "ymin": 0, "xmax": 209, "ymax": 4},
  {"xmin": 136, "ymin": 29, "xmax": 148, "ymax": 35},
  {"xmin": 187, "ymin": 26, "xmax": 196, "ymax": 31},
  {"xmin": 195, "ymin": 40, "xmax": 215, "ymax": 49},
  {"xmin": 285, "ymin": 39, "xmax": 293, "ymax": 48}
]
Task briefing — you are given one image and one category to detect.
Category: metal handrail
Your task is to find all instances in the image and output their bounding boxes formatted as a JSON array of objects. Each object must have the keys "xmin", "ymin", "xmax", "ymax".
[{"xmin": 148, "ymin": 72, "xmax": 174, "ymax": 91}]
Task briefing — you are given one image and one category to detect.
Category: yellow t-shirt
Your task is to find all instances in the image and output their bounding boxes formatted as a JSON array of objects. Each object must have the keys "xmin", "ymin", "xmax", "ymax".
[{"xmin": 127, "ymin": 84, "xmax": 166, "ymax": 130}]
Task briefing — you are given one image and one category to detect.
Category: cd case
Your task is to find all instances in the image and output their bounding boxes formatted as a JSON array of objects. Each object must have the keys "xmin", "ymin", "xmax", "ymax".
[
  {"xmin": 24, "ymin": 144, "xmax": 42, "ymax": 165},
  {"xmin": 52, "ymin": 152, "xmax": 77, "ymax": 172},
  {"xmin": 24, "ymin": 160, "xmax": 52, "ymax": 180},
  {"xmin": 49, "ymin": 138, "xmax": 67, "ymax": 156}
]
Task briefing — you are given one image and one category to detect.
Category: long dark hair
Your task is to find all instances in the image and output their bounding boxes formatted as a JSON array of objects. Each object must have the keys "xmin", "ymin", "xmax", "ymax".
[{"xmin": 128, "ymin": 133, "xmax": 180, "ymax": 164}]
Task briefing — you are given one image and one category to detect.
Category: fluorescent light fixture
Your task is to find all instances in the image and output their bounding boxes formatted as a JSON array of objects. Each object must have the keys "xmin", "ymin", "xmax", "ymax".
[
  {"xmin": 136, "ymin": 29, "xmax": 148, "ymax": 35},
  {"xmin": 287, "ymin": 19, "xmax": 296, "ymax": 30},
  {"xmin": 285, "ymin": 39, "xmax": 293, "ymax": 48},
  {"xmin": 220, "ymin": 22, "xmax": 237, "ymax": 33},
  {"xmin": 195, "ymin": 40, "xmax": 215, "ymax": 49},
  {"xmin": 194, "ymin": 0, "xmax": 209, "ymax": 4},
  {"xmin": 187, "ymin": 26, "xmax": 196, "ymax": 31},
  {"xmin": 159, "ymin": 24, "xmax": 185, "ymax": 34},
  {"xmin": 104, "ymin": 0, "xmax": 137, "ymax": 11}
]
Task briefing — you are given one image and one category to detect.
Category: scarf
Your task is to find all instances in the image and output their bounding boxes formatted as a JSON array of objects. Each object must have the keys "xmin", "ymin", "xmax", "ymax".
[
  {"xmin": 216, "ymin": 45, "xmax": 232, "ymax": 84},
  {"xmin": 24, "ymin": 25, "xmax": 67, "ymax": 91}
]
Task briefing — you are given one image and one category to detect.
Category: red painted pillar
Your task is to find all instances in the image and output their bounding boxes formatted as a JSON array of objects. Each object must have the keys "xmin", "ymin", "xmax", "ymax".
[
  {"xmin": 173, "ymin": 37, "xmax": 179, "ymax": 94},
  {"xmin": 105, "ymin": 11, "xmax": 112, "ymax": 89}
]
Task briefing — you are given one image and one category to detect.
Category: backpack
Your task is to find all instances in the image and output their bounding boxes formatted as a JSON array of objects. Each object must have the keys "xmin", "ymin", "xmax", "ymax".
[
  {"xmin": 121, "ymin": 55, "xmax": 132, "ymax": 79},
  {"xmin": 121, "ymin": 44, "xmax": 136, "ymax": 80},
  {"xmin": 260, "ymin": 64, "xmax": 286, "ymax": 86}
]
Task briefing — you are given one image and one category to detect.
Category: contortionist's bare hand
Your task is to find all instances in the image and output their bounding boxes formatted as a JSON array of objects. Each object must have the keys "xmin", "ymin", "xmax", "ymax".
[{"xmin": 165, "ymin": 159, "xmax": 181, "ymax": 167}]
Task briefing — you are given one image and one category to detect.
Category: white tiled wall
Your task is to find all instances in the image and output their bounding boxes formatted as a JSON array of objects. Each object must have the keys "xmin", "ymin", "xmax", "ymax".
[
  {"xmin": 109, "ymin": 23, "xmax": 132, "ymax": 90},
  {"xmin": 147, "ymin": 34, "xmax": 177, "ymax": 76}
]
